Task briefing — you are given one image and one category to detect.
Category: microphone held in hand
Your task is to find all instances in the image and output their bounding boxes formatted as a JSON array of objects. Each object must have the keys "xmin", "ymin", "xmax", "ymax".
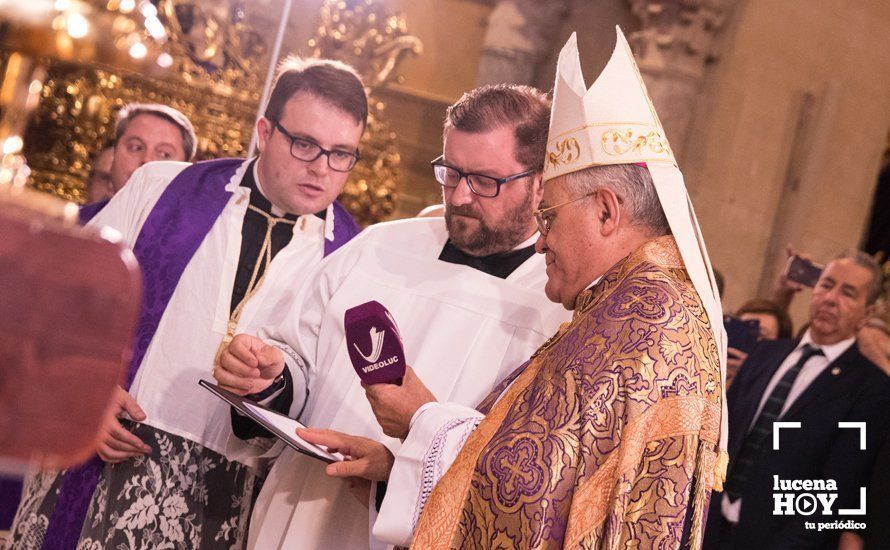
[{"xmin": 344, "ymin": 301, "xmax": 406, "ymax": 385}]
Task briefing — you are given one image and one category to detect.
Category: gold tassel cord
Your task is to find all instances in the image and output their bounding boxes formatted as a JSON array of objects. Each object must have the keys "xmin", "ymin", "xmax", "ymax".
[
  {"xmin": 212, "ymin": 205, "xmax": 296, "ymax": 370},
  {"xmin": 689, "ymin": 439, "xmax": 717, "ymax": 550},
  {"xmin": 712, "ymin": 449, "xmax": 729, "ymax": 492}
]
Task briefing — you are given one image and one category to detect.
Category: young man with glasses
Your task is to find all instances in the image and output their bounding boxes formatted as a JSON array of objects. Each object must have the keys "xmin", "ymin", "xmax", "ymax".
[
  {"xmin": 213, "ymin": 84, "xmax": 571, "ymax": 549},
  {"xmin": 8, "ymin": 57, "xmax": 366, "ymax": 549}
]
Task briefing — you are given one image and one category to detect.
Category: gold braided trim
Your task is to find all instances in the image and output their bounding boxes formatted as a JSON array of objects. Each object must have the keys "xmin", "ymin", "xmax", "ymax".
[
  {"xmin": 211, "ymin": 205, "xmax": 296, "ymax": 370},
  {"xmin": 564, "ymin": 395, "xmax": 721, "ymax": 547},
  {"xmin": 542, "ymin": 122, "xmax": 676, "ymax": 183},
  {"xmin": 410, "ymin": 353, "xmax": 548, "ymax": 549},
  {"xmin": 542, "ymin": 154, "xmax": 678, "ymax": 183},
  {"xmin": 547, "ymin": 120, "xmax": 661, "ymax": 143},
  {"xmin": 690, "ymin": 439, "xmax": 719, "ymax": 550}
]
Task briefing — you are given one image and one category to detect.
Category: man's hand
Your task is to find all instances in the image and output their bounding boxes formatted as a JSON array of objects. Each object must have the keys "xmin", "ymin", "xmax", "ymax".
[
  {"xmin": 96, "ymin": 386, "xmax": 152, "ymax": 463},
  {"xmin": 298, "ymin": 428, "xmax": 394, "ymax": 483},
  {"xmin": 363, "ymin": 366, "xmax": 436, "ymax": 439},
  {"xmin": 214, "ymin": 333, "xmax": 285, "ymax": 396},
  {"xmin": 773, "ymin": 245, "xmax": 809, "ymax": 309}
]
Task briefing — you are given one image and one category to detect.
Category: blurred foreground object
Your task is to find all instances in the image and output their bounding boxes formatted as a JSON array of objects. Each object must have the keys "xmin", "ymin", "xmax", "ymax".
[
  {"xmin": 0, "ymin": 0, "xmax": 172, "ymax": 199},
  {"xmin": 5, "ymin": 0, "xmax": 421, "ymax": 224},
  {"xmin": 0, "ymin": 188, "xmax": 140, "ymax": 472}
]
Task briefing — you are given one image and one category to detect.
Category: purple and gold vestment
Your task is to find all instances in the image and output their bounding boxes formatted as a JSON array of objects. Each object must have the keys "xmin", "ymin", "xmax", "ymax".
[{"xmin": 413, "ymin": 236, "xmax": 723, "ymax": 549}]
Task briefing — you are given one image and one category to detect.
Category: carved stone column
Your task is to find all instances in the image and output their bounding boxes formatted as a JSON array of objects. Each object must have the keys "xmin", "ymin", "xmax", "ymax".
[
  {"xmin": 626, "ymin": 0, "xmax": 736, "ymax": 160},
  {"xmin": 476, "ymin": 0, "xmax": 569, "ymax": 86}
]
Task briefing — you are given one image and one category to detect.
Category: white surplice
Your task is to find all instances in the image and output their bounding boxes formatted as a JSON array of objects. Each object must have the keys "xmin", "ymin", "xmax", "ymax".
[
  {"xmin": 88, "ymin": 159, "xmax": 339, "ymax": 467},
  {"xmin": 241, "ymin": 217, "xmax": 570, "ymax": 549},
  {"xmin": 374, "ymin": 399, "xmax": 484, "ymax": 545}
]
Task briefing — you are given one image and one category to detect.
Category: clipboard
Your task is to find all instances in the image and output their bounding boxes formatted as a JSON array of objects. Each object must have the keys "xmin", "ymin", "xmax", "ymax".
[{"xmin": 199, "ymin": 380, "xmax": 343, "ymax": 464}]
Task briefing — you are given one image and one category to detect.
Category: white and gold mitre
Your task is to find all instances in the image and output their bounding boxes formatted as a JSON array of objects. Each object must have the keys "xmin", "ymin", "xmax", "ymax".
[
  {"xmin": 544, "ymin": 28, "xmax": 731, "ymax": 490},
  {"xmin": 543, "ymin": 29, "xmax": 675, "ymax": 182}
]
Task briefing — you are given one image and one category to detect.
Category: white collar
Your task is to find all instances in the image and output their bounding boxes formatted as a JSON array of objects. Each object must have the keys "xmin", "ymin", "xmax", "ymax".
[
  {"xmin": 251, "ymin": 158, "xmax": 337, "ymax": 240},
  {"xmin": 512, "ymin": 231, "xmax": 539, "ymax": 251},
  {"xmin": 798, "ymin": 329, "xmax": 856, "ymax": 364},
  {"xmin": 585, "ymin": 274, "xmax": 604, "ymax": 290},
  {"xmin": 252, "ymin": 160, "xmax": 287, "ymax": 217},
  {"xmin": 226, "ymin": 157, "xmax": 335, "ymax": 239},
  {"xmin": 323, "ymin": 202, "xmax": 336, "ymax": 243},
  {"xmin": 224, "ymin": 158, "xmax": 252, "ymax": 193}
]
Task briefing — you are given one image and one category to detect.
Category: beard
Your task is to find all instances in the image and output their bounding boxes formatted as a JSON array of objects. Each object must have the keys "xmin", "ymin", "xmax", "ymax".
[{"xmin": 444, "ymin": 184, "xmax": 536, "ymax": 256}]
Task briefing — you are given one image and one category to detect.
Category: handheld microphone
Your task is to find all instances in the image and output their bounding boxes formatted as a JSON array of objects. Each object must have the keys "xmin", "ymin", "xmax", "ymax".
[{"xmin": 344, "ymin": 300, "xmax": 405, "ymax": 385}]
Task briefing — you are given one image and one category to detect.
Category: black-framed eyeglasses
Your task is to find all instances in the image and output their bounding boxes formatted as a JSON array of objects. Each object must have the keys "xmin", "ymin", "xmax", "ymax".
[
  {"xmin": 430, "ymin": 155, "xmax": 537, "ymax": 198},
  {"xmin": 272, "ymin": 120, "xmax": 360, "ymax": 172},
  {"xmin": 534, "ymin": 191, "xmax": 598, "ymax": 236}
]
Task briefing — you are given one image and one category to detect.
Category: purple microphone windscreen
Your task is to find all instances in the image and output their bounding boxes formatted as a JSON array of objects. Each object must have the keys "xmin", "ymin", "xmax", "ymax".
[{"xmin": 344, "ymin": 300, "xmax": 406, "ymax": 385}]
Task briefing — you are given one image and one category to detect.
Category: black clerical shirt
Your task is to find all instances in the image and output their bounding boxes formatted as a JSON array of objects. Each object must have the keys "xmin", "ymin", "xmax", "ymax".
[
  {"xmin": 229, "ymin": 161, "xmax": 325, "ymax": 313},
  {"xmin": 438, "ymin": 239, "xmax": 536, "ymax": 279}
]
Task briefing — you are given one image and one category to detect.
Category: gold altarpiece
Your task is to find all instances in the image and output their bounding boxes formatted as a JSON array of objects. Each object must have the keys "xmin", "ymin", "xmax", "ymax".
[{"xmin": 12, "ymin": 0, "xmax": 421, "ymax": 226}]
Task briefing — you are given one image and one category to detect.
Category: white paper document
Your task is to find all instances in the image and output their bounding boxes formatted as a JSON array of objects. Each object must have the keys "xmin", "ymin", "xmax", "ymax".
[
  {"xmin": 241, "ymin": 402, "xmax": 344, "ymax": 462},
  {"xmin": 199, "ymin": 380, "xmax": 344, "ymax": 463}
]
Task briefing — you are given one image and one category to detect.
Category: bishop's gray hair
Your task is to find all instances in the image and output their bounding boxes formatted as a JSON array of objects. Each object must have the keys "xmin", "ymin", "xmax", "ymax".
[{"xmin": 560, "ymin": 163, "xmax": 670, "ymax": 236}]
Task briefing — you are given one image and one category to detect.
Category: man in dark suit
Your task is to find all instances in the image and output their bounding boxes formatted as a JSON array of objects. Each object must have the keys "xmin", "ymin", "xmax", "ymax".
[{"xmin": 704, "ymin": 249, "xmax": 890, "ymax": 549}]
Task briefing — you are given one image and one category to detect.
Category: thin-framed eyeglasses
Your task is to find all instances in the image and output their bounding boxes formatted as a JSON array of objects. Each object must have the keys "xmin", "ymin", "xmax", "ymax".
[
  {"xmin": 534, "ymin": 191, "xmax": 598, "ymax": 236},
  {"xmin": 272, "ymin": 120, "xmax": 360, "ymax": 172},
  {"xmin": 430, "ymin": 155, "xmax": 537, "ymax": 198}
]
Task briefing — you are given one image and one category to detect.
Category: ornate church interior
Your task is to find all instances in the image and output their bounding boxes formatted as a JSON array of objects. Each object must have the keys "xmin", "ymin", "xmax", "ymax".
[{"xmin": 2, "ymin": 0, "xmax": 887, "ymax": 322}]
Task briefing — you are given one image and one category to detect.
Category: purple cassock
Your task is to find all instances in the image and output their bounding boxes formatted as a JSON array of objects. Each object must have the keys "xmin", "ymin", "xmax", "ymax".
[{"xmin": 41, "ymin": 158, "xmax": 360, "ymax": 549}]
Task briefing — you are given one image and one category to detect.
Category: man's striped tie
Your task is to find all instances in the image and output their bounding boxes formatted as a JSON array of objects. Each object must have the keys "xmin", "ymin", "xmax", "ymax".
[{"xmin": 724, "ymin": 343, "xmax": 824, "ymax": 501}]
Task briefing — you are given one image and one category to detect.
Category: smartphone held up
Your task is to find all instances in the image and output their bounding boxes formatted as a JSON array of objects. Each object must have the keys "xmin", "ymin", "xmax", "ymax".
[{"xmin": 784, "ymin": 255, "xmax": 824, "ymax": 288}]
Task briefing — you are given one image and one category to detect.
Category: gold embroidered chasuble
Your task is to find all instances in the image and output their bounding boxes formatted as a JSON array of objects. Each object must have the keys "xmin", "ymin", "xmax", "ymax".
[{"xmin": 411, "ymin": 236, "xmax": 723, "ymax": 549}]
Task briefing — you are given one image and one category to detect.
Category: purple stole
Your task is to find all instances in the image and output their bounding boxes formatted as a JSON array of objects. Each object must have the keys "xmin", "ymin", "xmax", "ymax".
[{"xmin": 41, "ymin": 158, "xmax": 360, "ymax": 549}]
